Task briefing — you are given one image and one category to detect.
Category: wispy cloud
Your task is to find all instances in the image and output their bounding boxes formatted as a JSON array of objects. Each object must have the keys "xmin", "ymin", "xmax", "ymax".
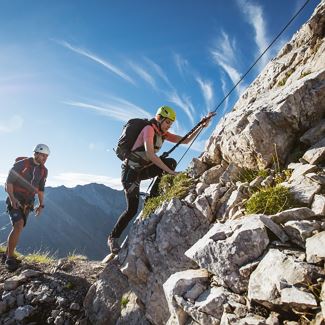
[
  {"xmin": 56, "ymin": 40, "xmax": 136, "ymax": 85},
  {"xmin": 167, "ymin": 91, "xmax": 195, "ymax": 125},
  {"xmin": 215, "ymin": 31, "xmax": 237, "ymax": 64},
  {"xmin": 174, "ymin": 53, "xmax": 189, "ymax": 77},
  {"xmin": 217, "ymin": 61, "xmax": 242, "ymax": 89},
  {"xmin": 237, "ymin": 1, "xmax": 270, "ymax": 68},
  {"xmin": 128, "ymin": 61, "xmax": 157, "ymax": 89},
  {"xmin": 0, "ymin": 115, "xmax": 24, "ymax": 133},
  {"xmin": 48, "ymin": 172, "xmax": 152, "ymax": 192},
  {"xmin": 196, "ymin": 77, "xmax": 214, "ymax": 113},
  {"xmin": 48, "ymin": 172, "xmax": 123, "ymax": 190},
  {"xmin": 211, "ymin": 31, "xmax": 246, "ymax": 94},
  {"xmin": 144, "ymin": 57, "xmax": 173, "ymax": 89},
  {"xmin": 64, "ymin": 98, "xmax": 151, "ymax": 122}
]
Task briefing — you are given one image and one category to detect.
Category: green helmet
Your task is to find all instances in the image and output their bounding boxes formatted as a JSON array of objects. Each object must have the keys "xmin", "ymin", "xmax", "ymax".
[{"xmin": 156, "ymin": 106, "xmax": 176, "ymax": 122}]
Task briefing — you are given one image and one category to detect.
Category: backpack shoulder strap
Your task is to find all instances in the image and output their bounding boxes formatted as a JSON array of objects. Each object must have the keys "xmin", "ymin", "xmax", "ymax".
[
  {"xmin": 14, "ymin": 157, "xmax": 31, "ymax": 176},
  {"xmin": 40, "ymin": 165, "xmax": 47, "ymax": 179}
]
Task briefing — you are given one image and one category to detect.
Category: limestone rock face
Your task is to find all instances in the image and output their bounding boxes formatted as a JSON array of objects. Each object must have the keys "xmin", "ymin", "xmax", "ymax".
[
  {"xmin": 84, "ymin": 3, "xmax": 325, "ymax": 325},
  {"xmin": 306, "ymin": 231, "xmax": 325, "ymax": 263},
  {"xmin": 118, "ymin": 199, "xmax": 210, "ymax": 325},
  {"xmin": 248, "ymin": 249, "xmax": 320, "ymax": 309},
  {"xmin": 163, "ymin": 269, "xmax": 209, "ymax": 325},
  {"xmin": 84, "ymin": 261, "xmax": 129, "ymax": 325},
  {"xmin": 204, "ymin": 2, "xmax": 325, "ymax": 168},
  {"xmin": 185, "ymin": 216, "xmax": 270, "ymax": 293}
]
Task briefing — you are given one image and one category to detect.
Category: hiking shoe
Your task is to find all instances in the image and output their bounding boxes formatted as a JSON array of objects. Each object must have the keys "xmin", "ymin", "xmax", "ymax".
[
  {"xmin": 107, "ymin": 237, "xmax": 120, "ymax": 254},
  {"xmin": 5, "ymin": 257, "xmax": 20, "ymax": 272}
]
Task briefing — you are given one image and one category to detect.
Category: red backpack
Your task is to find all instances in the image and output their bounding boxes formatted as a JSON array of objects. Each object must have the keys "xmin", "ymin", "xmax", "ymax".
[{"xmin": 12, "ymin": 157, "xmax": 46, "ymax": 195}]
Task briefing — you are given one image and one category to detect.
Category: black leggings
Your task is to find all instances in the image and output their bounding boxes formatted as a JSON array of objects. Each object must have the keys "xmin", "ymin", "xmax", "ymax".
[{"xmin": 109, "ymin": 157, "xmax": 177, "ymax": 239}]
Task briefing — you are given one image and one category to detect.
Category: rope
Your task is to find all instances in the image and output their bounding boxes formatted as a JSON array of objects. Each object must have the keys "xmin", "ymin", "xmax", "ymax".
[
  {"xmin": 176, "ymin": 0, "xmax": 313, "ymax": 165},
  {"xmin": 145, "ymin": 0, "xmax": 313, "ymax": 192}
]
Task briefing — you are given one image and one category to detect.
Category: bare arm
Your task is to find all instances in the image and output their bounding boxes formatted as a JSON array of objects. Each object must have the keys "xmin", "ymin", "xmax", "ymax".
[
  {"xmin": 171, "ymin": 112, "xmax": 214, "ymax": 144},
  {"xmin": 35, "ymin": 191, "xmax": 45, "ymax": 216},
  {"xmin": 5, "ymin": 183, "xmax": 20, "ymax": 209},
  {"xmin": 144, "ymin": 139, "xmax": 177, "ymax": 175}
]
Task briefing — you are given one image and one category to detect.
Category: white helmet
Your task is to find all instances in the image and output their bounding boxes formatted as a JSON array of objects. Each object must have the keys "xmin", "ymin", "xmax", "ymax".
[{"xmin": 34, "ymin": 144, "xmax": 50, "ymax": 155}]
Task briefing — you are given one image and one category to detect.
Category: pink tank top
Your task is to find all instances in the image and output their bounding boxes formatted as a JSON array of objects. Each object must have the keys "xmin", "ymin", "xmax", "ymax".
[{"xmin": 132, "ymin": 124, "xmax": 178, "ymax": 151}]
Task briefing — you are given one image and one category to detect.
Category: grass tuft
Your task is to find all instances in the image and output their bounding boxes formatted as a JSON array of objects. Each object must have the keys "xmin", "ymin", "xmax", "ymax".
[
  {"xmin": 142, "ymin": 172, "xmax": 194, "ymax": 218},
  {"xmin": 67, "ymin": 252, "xmax": 88, "ymax": 261},
  {"xmin": 237, "ymin": 168, "xmax": 259, "ymax": 183},
  {"xmin": 245, "ymin": 184, "xmax": 296, "ymax": 215},
  {"xmin": 277, "ymin": 69, "xmax": 294, "ymax": 87},
  {"xmin": 299, "ymin": 70, "xmax": 311, "ymax": 79},
  {"xmin": 237, "ymin": 168, "xmax": 269, "ymax": 184},
  {"xmin": 24, "ymin": 250, "xmax": 56, "ymax": 264},
  {"xmin": 0, "ymin": 245, "xmax": 6, "ymax": 254}
]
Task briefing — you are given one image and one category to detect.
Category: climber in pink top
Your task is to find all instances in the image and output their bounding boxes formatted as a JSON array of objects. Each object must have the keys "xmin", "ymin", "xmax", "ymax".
[{"xmin": 108, "ymin": 106, "xmax": 211, "ymax": 253}]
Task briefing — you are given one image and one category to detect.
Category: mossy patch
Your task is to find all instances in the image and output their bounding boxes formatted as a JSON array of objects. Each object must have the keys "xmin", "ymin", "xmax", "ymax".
[
  {"xmin": 142, "ymin": 173, "xmax": 194, "ymax": 218},
  {"xmin": 245, "ymin": 184, "xmax": 296, "ymax": 215}
]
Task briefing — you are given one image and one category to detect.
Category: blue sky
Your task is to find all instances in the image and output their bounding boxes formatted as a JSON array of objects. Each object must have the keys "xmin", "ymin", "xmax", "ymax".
[{"xmin": 0, "ymin": 0, "xmax": 319, "ymax": 189}]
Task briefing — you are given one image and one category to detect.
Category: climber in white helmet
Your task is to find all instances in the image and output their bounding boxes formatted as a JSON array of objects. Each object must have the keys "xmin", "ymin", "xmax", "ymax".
[{"xmin": 2, "ymin": 144, "xmax": 50, "ymax": 272}]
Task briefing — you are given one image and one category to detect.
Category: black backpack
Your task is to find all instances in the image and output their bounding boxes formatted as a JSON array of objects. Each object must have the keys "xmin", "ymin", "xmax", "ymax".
[{"xmin": 115, "ymin": 118, "xmax": 153, "ymax": 161}]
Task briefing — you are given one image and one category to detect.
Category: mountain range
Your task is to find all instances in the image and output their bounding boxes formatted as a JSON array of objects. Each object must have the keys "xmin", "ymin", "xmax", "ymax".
[
  {"xmin": 0, "ymin": 183, "xmax": 138, "ymax": 260},
  {"xmin": 0, "ymin": 186, "xmax": 6, "ymax": 201}
]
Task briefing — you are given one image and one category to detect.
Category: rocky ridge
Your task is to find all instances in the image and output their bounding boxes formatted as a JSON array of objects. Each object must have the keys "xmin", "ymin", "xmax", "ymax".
[
  {"xmin": 84, "ymin": 2, "xmax": 325, "ymax": 325},
  {"xmin": 0, "ymin": 2, "xmax": 324, "ymax": 325},
  {"xmin": 0, "ymin": 256, "xmax": 104, "ymax": 324}
]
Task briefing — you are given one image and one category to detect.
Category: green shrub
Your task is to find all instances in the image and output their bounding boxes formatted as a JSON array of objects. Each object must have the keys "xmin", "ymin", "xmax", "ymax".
[
  {"xmin": 245, "ymin": 184, "xmax": 295, "ymax": 215},
  {"xmin": 142, "ymin": 173, "xmax": 194, "ymax": 218}
]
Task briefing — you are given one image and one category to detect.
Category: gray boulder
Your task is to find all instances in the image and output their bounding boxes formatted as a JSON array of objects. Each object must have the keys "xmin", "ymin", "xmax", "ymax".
[
  {"xmin": 185, "ymin": 216, "xmax": 270, "ymax": 293},
  {"xmin": 248, "ymin": 249, "xmax": 319, "ymax": 309}
]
